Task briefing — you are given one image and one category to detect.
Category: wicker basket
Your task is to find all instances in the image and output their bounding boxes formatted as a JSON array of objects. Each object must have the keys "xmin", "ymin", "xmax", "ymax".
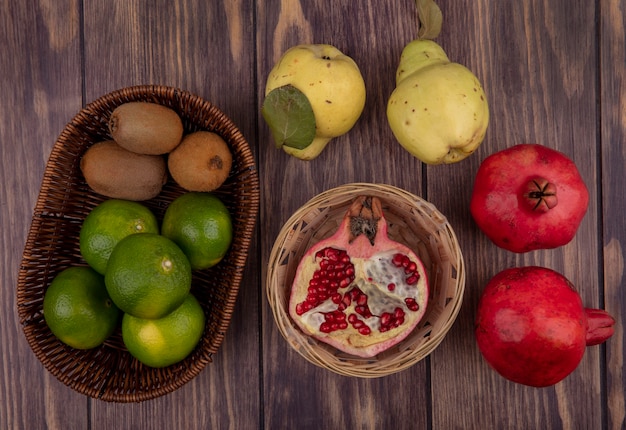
[
  {"xmin": 266, "ymin": 183, "xmax": 464, "ymax": 378},
  {"xmin": 16, "ymin": 85, "xmax": 259, "ymax": 402}
]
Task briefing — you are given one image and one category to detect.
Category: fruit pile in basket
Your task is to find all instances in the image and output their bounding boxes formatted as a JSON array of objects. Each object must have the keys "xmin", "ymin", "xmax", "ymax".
[{"xmin": 43, "ymin": 101, "xmax": 235, "ymax": 368}]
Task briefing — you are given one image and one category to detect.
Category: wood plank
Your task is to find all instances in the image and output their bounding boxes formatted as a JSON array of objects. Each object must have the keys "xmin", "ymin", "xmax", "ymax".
[
  {"xmin": 79, "ymin": 1, "xmax": 260, "ymax": 428},
  {"xmin": 258, "ymin": 1, "xmax": 431, "ymax": 428},
  {"xmin": 429, "ymin": 1, "xmax": 604, "ymax": 428},
  {"xmin": 0, "ymin": 1, "xmax": 91, "ymax": 428},
  {"xmin": 600, "ymin": 1, "xmax": 626, "ymax": 429}
]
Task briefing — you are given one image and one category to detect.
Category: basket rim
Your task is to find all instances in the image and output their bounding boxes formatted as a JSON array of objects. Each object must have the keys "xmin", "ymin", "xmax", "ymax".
[
  {"xmin": 266, "ymin": 182, "xmax": 465, "ymax": 378},
  {"xmin": 17, "ymin": 84, "xmax": 260, "ymax": 402}
]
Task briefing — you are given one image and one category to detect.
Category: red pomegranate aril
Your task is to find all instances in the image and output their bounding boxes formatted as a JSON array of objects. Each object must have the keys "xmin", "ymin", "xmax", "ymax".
[
  {"xmin": 358, "ymin": 326, "xmax": 372, "ymax": 335},
  {"xmin": 380, "ymin": 313, "xmax": 392, "ymax": 327},
  {"xmin": 405, "ymin": 297, "xmax": 420, "ymax": 312},
  {"xmin": 392, "ymin": 253, "xmax": 405, "ymax": 267},
  {"xmin": 387, "ymin": 283, "xmax": 396, "ymax": 291},
  {"xmin": 406, "ymin": 274, "xmax": 420, "ymax": 285},
  {"xmin": 356, "ymin": 294, "xmax": 368, "ymax": 306},
  {"xmin": 342, "ymin": 294, "xmax": 351, "ymax": 307},
  {"xmin": 355, "ymin": 305, "xmax": 370, "ymax": 317},
  {"xmin": 405, "ymin": 261, "xmax": 417, "ymax": 274}
]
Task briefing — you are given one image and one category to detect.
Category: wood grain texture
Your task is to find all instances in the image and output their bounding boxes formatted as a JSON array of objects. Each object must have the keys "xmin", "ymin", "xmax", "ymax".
[
  {"xmin": 600, "ymin": 1, "xmax": 626, "ymax": 430},
  {"xmin": 0, "ymin": 1, "xmax": 89, "ymax": 429},
  {"xmin": 0, "ymin": 0, "xmax": 624, "ymax": 429}
]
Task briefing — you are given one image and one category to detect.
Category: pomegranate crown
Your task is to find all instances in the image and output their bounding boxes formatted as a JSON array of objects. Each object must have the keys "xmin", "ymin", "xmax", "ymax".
[{"xmin": 347, "ymin": 196, "xmax": 383, "ymax": 245}]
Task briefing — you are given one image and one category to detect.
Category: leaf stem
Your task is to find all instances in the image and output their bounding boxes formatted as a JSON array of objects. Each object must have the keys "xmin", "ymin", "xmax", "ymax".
[{"xmin": 416, "ymin": 0, "xmax": 443, "ymax": 40}]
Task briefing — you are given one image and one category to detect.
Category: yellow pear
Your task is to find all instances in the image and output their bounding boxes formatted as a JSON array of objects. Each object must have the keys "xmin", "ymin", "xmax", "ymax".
[
  {"xmin": 387, "ymin": 39, "xmax": 489, "ymax": 164},
  {"xmin": 264, "ymin": 44, "xmax": 366, "ymax": 160}
]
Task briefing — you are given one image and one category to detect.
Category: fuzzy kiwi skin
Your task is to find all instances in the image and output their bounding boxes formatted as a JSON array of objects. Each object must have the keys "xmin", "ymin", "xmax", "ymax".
[
  {"xmin": 168, "ymin": 131, "xmax": 233, "ymax": 192},
  {"xmin": 80, "ymin": 140, "xmax": 167, "ymax": 201},
  {"xmin": 108, "ymin": 102, "xmax": 183, "ymax": 155}
]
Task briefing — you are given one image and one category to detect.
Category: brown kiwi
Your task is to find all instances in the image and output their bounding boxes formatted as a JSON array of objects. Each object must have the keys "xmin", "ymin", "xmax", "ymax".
[
  {"xmin": 108, "ymin": 102, "xmax": 183, "ymax": 155},
  {"xmin": 80, "ymin": 140, "xmax": 167, "ymax": 201},
  {"xmin": 167, "ymin": 131, "xmax": 233, "ymax": 192}
]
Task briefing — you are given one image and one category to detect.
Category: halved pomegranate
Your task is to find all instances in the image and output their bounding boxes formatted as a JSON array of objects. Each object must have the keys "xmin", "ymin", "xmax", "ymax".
[{"xmin": 288, "ymin": 195, "xmax": 429, "ymax": 358}]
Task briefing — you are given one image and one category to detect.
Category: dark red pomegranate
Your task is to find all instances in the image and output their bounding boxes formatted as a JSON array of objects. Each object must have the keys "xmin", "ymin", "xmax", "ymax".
[
  {"xmin": 289, "ymin": 195, "xmax": 429, "ymax": 358},
  {"xmin": 475, "ymin": 266, "xmax": 615, "ymax": 387},
  {"xmin": 470, "ymin": 144, "xmax": 589, "ymax": 253}
]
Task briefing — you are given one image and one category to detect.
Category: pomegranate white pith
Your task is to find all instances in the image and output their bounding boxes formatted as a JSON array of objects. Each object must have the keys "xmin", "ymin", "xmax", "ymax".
[{"xmin": 288, "ymin": 196, "xmax": 429, "ymax": 358}]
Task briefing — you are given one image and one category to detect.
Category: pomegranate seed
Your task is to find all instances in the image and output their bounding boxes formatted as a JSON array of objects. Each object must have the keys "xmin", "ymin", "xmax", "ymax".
[
  {"xmin": 405, "ymin": 297, "xmax": 420, "ymax": 312},
  {"xmin": 348, "ymin": 314, "xmax": 358, "ymax": 324},
  {"xmin": 339, "ymin": 277, "xmax": 351, "ymax": 288},
  {"xmin": 387, "ymin": 283, "xmax": 396, "ymax": 291},
  {"xmin": 358, "ymin": 326, "xmax": 371, "ymax": 335},
  {"xmin": 342, "ymin": 294, "xmax": 351, "ymax": 308},
  {"xmin": 380, "ymin": 313, "xmax": 391, "ymax": 327},
  {"xmin": 345, "ymin": 266, "xmax": 355, "ymax": 276},
  {"xmin": 331, "ymin": 293, "xmax": 342, "ymax": 304},
  {"xmin": 320, "ymin": 322, "xmax": 332, "ymax": 333},
  {"xmin": 406, "ymin": 274, "xmax": 420, "ymax": 285},
  {"xmin": 392, "ymin": 253, "xmax": 404, "ymax": 267},
  {"xmin": 352, "ymin": 320, "xmax": 363, "ymax": 329},
  {"xmin": 405, "ymin": 261, "xmax": 417, "ymax": 274},
  {"xmin": 356, "ymin": 294, "xmax": 368, "ymax": 306},
  {"xmin": 295, "ymin": 303, "xmax": 305, "ymax": 315},
  {"xmin": 394, "ymin": 307, "xmax": 405, "ymax": 318},
  {"xmin": 338, "ymin": 322, "xmax": 348, "ymax": 330}
]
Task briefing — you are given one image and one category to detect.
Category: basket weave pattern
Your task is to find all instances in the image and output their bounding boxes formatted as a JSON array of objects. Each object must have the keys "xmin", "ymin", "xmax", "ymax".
[
  {"xmin": 266, "ymin": 183, "xmax": 464, "ymax": 378},
  {"xmin": 17, "ymin": 85, "xmax": 259, "ymax": 402}
]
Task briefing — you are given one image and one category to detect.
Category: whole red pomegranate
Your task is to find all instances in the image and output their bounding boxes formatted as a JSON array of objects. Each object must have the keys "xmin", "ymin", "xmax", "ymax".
[
  {"xmin": 289, "ymin": 195, "xmax": 429, "ymax": 358},
  {"xmin": 475, "ymin": 266, "xmax": 615, "ymax": 387},
  {"xmin": 470, "ymin": 144, "xmax": 589, "ymax": 253}
]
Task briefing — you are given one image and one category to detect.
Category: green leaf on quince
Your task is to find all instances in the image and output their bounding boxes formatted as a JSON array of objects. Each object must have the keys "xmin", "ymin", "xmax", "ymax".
[{"xmin": 261, "ymin": 85, "xmax": 316, "ymax": 150}]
